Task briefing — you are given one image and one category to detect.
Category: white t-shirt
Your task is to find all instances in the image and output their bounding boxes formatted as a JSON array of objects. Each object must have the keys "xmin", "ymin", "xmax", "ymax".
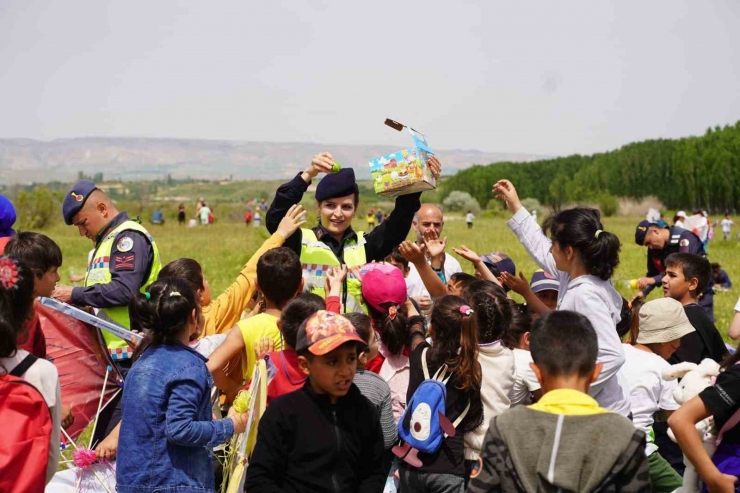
[
  {"xmin": 405, "ymin": 253, "xmax": 463, "ymax": 299},
  {"xmin": 509, "ymin": 348, "xmax": 541, "ymax": 406},
  {"xmin": 722, "ymin": 218, "xmax": 733, "ymax": 233},
  {"xmin": 621, "ymin": 344, "xmax": 680, "ymax": 456},
  {"xmin": 466, "ymin": 213, "xmax": 475, "ymax": 223},
  {"xmin": 1, "ymin": 350, "xmax": 61, "ymax": 484}
]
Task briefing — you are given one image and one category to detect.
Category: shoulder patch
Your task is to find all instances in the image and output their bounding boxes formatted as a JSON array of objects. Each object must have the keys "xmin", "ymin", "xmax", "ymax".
[
  {"xmin": 680, "ymin": 239, "xmax": 690, "ymax": 247},
  {"xmin": 116, "ymin": 236, "xmax": 134, "ymax": 253}
]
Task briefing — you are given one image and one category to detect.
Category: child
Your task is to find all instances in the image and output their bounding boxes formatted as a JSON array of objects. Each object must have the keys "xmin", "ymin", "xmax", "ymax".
[
  {"xmin": 463, "ymin": 285, "xmax": 517, "ymax": 464},
  {"xmin": 0, "ymin": 256, "xmax": 61, "ymax": 488},
  {"xmin": 266, "ymin": 293, "xmax": 325, "ymax": 403},
  {"xmin": 347, "ymin": 311, "xmax": 398, "ymax": 450},
  {"xmin": 668, "ymin": 346, "xmax": 740, "ymax": 491},
  {"xmin": 662, "ymin": 252, "xmax": 727, "ymax": 364},
  {"xmin": 400, "ymin": 295, "xmax": 483, "ymax": 491},
  {"xmin": 245, "ymin": 310, "xmax": 385, "ymax": 491},
  {"xmin": 468, "ymin": 311, "xmax": 650, "ymax": 492},
  {"xmin": 721, "ymin": 213, "xmax": 733, "ymax": 241},
  {"xmin": 5, "ymin": 231, "xmax": 63, "ymax": 358},
  {"xmin": 712, "ymin": 262, "xmax": 732, "ymax": 290},
  {"xmin": 500, "ymin": 269, "xmax": 560, "ymax": 319},
  {"xmin": 385, "ymin": 246, "xmax": 411, "ymax": 278},
  {"xmin": 494, "ymin": 179, "xmax": 630, "ymax": 417},
  {"xmin": 116, "ymin": 278, "xmax": 248, "ymax": 492},
  {"xmin": 506, "ymin": 301, "xmax": 543, "ymax": 406},
  {"xmin": 207, "ymin": 247, "xmax": 304, "ymax": 397},
  {"xmin": 622, "ymin": 298, "xmax": 693, "ymax": 491}
]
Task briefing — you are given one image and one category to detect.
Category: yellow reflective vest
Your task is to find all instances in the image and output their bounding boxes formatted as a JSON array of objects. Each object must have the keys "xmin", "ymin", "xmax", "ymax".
[
  {"xmin": 85, "ymin": 220, "xmax": 161, "ymax": 359},
  {"xmin": 300, "ymin": 228, "xmax": 366, "ymax": 313}
]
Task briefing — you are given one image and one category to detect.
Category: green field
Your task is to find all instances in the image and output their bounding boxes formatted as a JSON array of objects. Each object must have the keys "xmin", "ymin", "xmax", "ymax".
[{"xmin": 35, "ymin": 209, "xmax": 740, "ymax": 342}]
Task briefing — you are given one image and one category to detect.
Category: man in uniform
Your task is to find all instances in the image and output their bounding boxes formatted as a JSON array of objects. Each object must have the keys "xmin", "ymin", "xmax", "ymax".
[
  {"xmin": 634, "ymin": 219, "xmax": 714, "ymax": 319},
  {"xmin": 53, "ymin": 181, "xmax": 162, "ymax": 359}
]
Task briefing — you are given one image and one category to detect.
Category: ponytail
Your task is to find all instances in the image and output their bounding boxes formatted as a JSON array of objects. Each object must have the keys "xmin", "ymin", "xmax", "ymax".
[
  {"xmin": 130, "ymin": 277, "xmax": 200, "ymax": 361},
  {"xmin": 627, "ymin": 298, "xmax": 645, "ymax": 345},
  {"xmin": 0, "ymin": 256, "xmax": 35, "ymax": 360},
  {"xmin": 542, "ymin": 207, "xmax": 621, "ymax": 280},
  {"xmin": 367, "ymin": 302, "xmax": 408, "ymax": 356},
  {"xmin": 429, "ymin": 295, "xmax": 480, "ymax": 392},
  {"xmin": 449, "ymin": 303, "xmax": 481, "ymax": 393}
]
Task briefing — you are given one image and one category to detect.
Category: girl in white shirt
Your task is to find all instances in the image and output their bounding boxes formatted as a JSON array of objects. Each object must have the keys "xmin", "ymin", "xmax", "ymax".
[
  {"xmin": 0, "ymin": 255, "xmax": 61, "ymax": 486},
  {"xmin": 493, "ymin": 179, "xmax": 630, "ymax": 416},
  {"xmin": 622, "ymin": 297, "xmax": 696, "ymax": 491}
]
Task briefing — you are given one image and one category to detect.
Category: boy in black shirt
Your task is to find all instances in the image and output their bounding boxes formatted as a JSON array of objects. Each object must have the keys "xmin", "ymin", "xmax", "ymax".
[
  {"xmin": 662, "ymin": 253, "xmax": 727, "ymax": 365},
  {"xmin": 245, "ymin": 310, "xmax": 385, "ymax": 493}
]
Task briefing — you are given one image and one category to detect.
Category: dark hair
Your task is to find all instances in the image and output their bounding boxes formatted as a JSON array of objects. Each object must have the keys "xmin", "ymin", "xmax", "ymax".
[
  {"xmin": 461, "ymin": 279, "xmax": 503, "ymax": 301},
  {"xmin": 257, "ymin": 247, "xmax": 302, "ymax": 308},
  {"xmin": 627, "ymin": 297, "xmax": 645, "ymax": 344},
  {"xmin": 711, "ymin": 262, "xmax": 721, "ymax": 273},
  {"xmin": 366, "ymin": 302, "xmax": 408, "ymax": 356},
  {"xmin": 0, "ymin": 257, "xmax": 35, "ymax": 360},
  {"xmin": 385, "ymin": 247, "xmax": 409, "ymax": 271},
  {"xmin": 673, "ymin": 215, "xmax": 683, "ymax": 225},
  {"xmin": 530, "ymin": 311, "xmax": 598, "ymax": 378},
  {"xmin": 129, "ymin": 278, "xmax": 200, "ymax": 361},
  {"xmin": 279, "ymin": 293, "xmax": 325, "ymax": 348},
  {"xmin": 508, "ymin": 303, "xmax": 533, "ymax": 347},
  {"xmin": 542, "ymin": 207, "xmax": 620, "ymax": 280},
  {"xmin": 159, "ymin": 258, "xmax": 205, "ymax": 292},
  {"xmin": 665, "ymin": 253, "xmax": 712, "ymax": 295},
  {"xmin": 318, "ymin": 192, "xmax": 360, "ymax": 208},
  {"xmin": 429, "ymin": 295, "xmax": 482, "ymax": 432},
  {"xmin": 616, "ymin": 297, "xmax": 632, "ymax": 339},
  {"xmin": 343, "ymin": 312, "xmax": 373, "ymax": 345},
  {"xmin": 450, "ymin": 272, "xmax": 477, "ymax": 291},
  {"xmin": 5, "ymin": 232, "xmax": 63, "ymax": 278},
  {"xmin": 465, "ymin": 287, "xmax": 513, "ymax": 346}
]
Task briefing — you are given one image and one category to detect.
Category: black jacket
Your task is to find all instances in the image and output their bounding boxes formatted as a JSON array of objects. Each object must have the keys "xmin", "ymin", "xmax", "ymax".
[{"xmin": 244, "ymin": 381, "xmax": 385, "ymax": 493}]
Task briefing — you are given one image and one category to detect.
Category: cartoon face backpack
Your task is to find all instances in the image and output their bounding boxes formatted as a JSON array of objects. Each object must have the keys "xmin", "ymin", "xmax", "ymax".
[{"xmin": 392, "ymin": 347, "xmax": 470, "ymax": 467}]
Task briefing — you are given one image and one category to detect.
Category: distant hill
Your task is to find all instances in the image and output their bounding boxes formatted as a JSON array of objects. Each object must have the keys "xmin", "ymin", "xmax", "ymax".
[{"xmin": 0, "ymin": 137, "xmax": 545, "ymax": 184}]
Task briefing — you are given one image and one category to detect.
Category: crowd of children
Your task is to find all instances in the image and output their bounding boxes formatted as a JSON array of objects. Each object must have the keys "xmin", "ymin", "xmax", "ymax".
[{"xmin": 4, "ymin": 163, "xmax": 740, "ymax": 493}]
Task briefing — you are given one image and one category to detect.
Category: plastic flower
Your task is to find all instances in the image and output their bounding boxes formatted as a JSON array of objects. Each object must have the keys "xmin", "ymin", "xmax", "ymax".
[{"xmin": 0, "ymin": 257, "xmax": 19, "ymax": 289}]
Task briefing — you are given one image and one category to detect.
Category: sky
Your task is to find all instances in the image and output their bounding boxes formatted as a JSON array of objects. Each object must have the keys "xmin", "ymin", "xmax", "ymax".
[{"xmin": 1, "ymin": 0, "xmax": 739, "ymax": 157}]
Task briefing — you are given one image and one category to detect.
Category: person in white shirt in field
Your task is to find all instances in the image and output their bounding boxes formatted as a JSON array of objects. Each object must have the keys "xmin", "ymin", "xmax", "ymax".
[
  {"xmin": 721, "ymin": 213, "xmax": 734, "ymax": 240},
  {"xmin": 405, "ymin": 204, "xmax": 462, "ymax": 314},
  {"xmin": 465, "ymin": 210, "xmax": 475, "ymax": 229}
]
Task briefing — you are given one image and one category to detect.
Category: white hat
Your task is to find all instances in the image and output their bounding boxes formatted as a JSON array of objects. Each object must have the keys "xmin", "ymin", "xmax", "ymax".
[
  {"xmin": 676, "ymin": 211, "xmax": 687, "ymax": 219},
  {"xmin": 637, "ymin": 298, "xmax": 695, "ymax": 345}
]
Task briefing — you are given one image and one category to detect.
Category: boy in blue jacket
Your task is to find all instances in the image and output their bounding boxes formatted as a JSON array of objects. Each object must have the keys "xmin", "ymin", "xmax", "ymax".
[{"xmin": 245, "ymin": 310, "xmax": 385, "ymax": 493}]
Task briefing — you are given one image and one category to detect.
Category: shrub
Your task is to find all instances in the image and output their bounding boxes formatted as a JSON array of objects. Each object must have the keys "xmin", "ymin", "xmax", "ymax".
[
  {"xmin": 520, "ymin": 197, "xmax": 542, "ymax": 213},
  {"xmin": 597, "ymin": 193, "xmax": 619, "ymax": 217},
  {"xmin": 443, "ymin": 191, "xmax": 480, "ymax": 214},
  {"xmin": 15, "ymin": 186, "xmax": 60, "ymax": 229}
]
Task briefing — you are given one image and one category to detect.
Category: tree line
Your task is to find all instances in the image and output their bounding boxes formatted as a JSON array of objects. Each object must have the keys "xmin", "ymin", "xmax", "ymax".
[{"xmin": 441, "ymin": 121, "xmax": 740, "ymax": 213}]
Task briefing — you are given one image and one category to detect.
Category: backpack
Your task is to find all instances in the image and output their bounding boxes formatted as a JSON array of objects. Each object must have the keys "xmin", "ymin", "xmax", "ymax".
[
  {"xmin": 392, "ymin": 347, "xmax": 469, "ymax": 466},
  {"xmin": 0, "ymin": 354, "xmax": 53, "ymax": 493}
]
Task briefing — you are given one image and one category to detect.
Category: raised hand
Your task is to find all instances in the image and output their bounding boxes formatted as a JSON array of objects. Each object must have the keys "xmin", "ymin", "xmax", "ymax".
[
  {"xmin": 304, "ymin": 152, "xmax": 336, "ymax": 181},
  {"xmin": 492, "ymin": 179, "xmax": 522, "ymax": 214},
  {"xmin": 422, "ymin": 229, "xmax": 447, "ymax": 259},
  {"xmin": 427, "ymin": 156, "xmax": 442, "ymax": 179},
  {"xmin": 452, "ymin": 244, "xmax": 481, "ymax": 264},
  {"xmin": 324, "ymin": 265, "xmax": 348, "ymax": 297},
  {"xmin": 500, "ymin": 271, "xmax": 529, "ymax": 296},
  {"xmin": 399, "ymin": 241, "xmax": 427, "ymax": 266},
  {"xmin": 276, "ymin": 204, "xmax": 307, "ymax": 238}
]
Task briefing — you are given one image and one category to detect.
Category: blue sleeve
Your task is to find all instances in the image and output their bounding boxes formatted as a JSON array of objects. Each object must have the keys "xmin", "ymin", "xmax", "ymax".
[
  {"xmin": 266, "ymin": 173, "xmax": 307, "ymax": 256},
  {"xmin": 165, "ymin": 364, "xmax": 235, "ymax": 447},
  {"xmin": 679, "ymin": 231, "xmax": 704, "ymax": 254},
  {"xmin": 71, "ymin": 231, "xmax": 154, "ymax": 308}
]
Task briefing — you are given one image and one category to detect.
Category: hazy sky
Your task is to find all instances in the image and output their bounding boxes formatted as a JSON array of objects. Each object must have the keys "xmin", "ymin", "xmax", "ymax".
[{"xmin": 1, "ymin": 0, "xmax": 738, "ymax": 156}]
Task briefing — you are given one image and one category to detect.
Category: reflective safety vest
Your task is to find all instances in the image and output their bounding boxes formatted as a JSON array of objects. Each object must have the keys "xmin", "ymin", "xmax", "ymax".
[
  {"xmin": 85, "ymin": 220, "xmax": 161, "ymax": 359},
  {"xmin": 300, "ymin": 228, "xmax": 366, "ymax": 313}
]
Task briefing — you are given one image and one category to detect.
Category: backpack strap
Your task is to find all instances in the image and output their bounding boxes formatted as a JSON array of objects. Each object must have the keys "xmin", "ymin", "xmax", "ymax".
[
  {"xmin": 9, "ymin": 354, "xmax": 38, "ymax": 378},
  {"xmin": 443, "ymin": 400, "xmax": 472, "ymax": 438}
]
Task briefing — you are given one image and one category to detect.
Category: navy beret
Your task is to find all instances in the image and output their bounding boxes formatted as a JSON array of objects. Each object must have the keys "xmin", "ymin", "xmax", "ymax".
[
  {"xmin": 63, "ymin": 180, "xmax": 98, "ymax": 225},
  {"xmin": 635, "ymin": 219, "xmax": 658, "ymax": 246},
  {"xmin": 315, "ymin": 168, "xmax": 358, "ymax": 202},
  {"xmin": 0, "ymin": 194, "xmax": 17, "ymax": 237}
]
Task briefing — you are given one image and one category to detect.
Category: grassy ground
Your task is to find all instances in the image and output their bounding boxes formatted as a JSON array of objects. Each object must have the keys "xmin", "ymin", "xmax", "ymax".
[{"xmin": 39, "ymin": 212, "xmax": 740, "ymax": 341}]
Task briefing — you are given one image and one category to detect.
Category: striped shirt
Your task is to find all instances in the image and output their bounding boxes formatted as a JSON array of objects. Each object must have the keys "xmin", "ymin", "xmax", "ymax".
[{"xmin": 354, "ymin": 369, "xmax": 398, "ymax": 449}]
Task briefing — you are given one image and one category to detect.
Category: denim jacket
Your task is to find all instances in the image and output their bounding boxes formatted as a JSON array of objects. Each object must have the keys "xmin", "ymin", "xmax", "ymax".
[{"xmin": 116, "ymin": 342, "xmax": 235, "ymax": 493}]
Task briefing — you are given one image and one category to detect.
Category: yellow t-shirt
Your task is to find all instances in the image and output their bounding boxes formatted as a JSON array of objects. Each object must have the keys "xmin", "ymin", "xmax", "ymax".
[
  {"xmin": 528, "ymin": 388, "xmax": 607, "ymax": 416},
  {"xmin": 238, "ymin": 313, "xmax": 283, "ymax": 382}
]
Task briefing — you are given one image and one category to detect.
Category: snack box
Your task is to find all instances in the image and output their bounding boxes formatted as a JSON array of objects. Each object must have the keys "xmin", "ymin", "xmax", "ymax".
[{"xmin": 368, "ymin": 119, "xmax": 436, "ymax": 198}]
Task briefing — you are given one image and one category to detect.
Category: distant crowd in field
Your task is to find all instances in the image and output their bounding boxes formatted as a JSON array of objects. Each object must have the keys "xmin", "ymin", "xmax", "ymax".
[{"xmin": 2, "ymin": 152, "xmax": 740, "ymax": 493}]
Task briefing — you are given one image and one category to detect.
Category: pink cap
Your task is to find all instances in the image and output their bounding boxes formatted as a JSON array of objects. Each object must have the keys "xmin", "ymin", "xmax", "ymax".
[{"xmin": 361, "ymin": 262, "xmax": 407, "ymax": 313}]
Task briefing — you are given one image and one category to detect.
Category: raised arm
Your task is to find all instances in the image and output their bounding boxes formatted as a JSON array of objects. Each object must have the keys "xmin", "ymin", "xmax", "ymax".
[
  {"xmin": 494, "ymin": 180, "xmax": 560, "ymax": 279},
  {"xmin": 399, "ymin": 241, "xmax": 447, "ymax": 300}
]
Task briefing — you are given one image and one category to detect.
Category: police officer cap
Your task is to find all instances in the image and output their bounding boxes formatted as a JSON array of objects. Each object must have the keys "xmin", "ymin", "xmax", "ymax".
[
  {"xmin": 315, "ymin": 168, "xmax": 359, "ymax": 202},
  {"xmin": 63, "ymin": 180, "xmax": 99, "ymax": 225},
  {"xmin": 634, "ymin": 219, "xmax": 660, "ymax": 246}
]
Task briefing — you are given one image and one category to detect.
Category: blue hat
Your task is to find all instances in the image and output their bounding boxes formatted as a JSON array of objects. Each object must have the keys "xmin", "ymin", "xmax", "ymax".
[
  {"xmin": 635, "ymin": 219, "xmax": 658, "ymax": 246},
  {"xmin": 315, "ymin": 168, "xmax": 358, "ymax": 202},
  {"xmin": 0, "ymin": 194, "xmax": 17, "ymax": 237},
  {"xmin": 480, "ymin": 252, "xmax": 516, "ymax": 278},
  {"xmin": 529, "ymin": 269, "xmax": 559, "ymax": 294},
  {"xmin": 63, "ymin": 180, "xmax": 98, "ymax": 225}
]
